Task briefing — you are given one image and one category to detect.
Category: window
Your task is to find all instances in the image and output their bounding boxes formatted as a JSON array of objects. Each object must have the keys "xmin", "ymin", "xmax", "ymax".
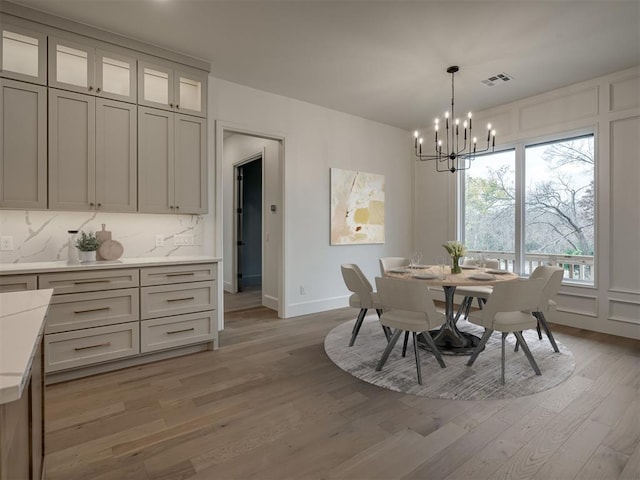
[{"xmin": 461, "ymin": 133, "xmax": 595, "ymax": 284}]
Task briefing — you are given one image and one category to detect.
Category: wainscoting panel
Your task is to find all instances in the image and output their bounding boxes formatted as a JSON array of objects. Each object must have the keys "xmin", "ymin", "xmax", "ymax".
[
  {"xmin": 608, "ymin": 297, "xmax": 640, "ymax": 325},
  {"xmin": 609, "ymin": 116, "xmax": 640, "ymax": 294},
  {"xmin": 609, "ymin": 74, "xmax": 640, "ymax": 112},
  {"xmin": 518, "ymin": 86, "xmax": 598, "ymax": 132},
  {"xmin": 556, "ymin": 290, "xmax": 598, "ymax": 318}
]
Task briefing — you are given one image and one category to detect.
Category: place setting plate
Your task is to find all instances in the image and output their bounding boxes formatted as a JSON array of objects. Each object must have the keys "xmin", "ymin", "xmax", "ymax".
[
  {"xmin": 413, "ymin": 273, "xmax": 438, "ymax": 280},
  {"xmin": 469, "ymin": 273, "xmax": 495, "ymax": 281},
  {"xmin": 388, "ymin": 267, "xmax": 411, "ymax": 273},
  {"xmin": 486, "ymin": 268, "xmax": 510, "ymax": 275}
]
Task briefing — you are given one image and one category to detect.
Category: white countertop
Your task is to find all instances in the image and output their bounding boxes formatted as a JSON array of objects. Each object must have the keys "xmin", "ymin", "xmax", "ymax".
[
  {"xmin": 0, "ymin": 289, "xmax": 53, "ymax": 404},
  {"xmin": 0, "ymin": 256, "xmax": 221, "ymax": 275}
]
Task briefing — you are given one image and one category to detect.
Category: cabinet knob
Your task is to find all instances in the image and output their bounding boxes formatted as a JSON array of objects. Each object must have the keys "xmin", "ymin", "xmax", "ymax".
[
  {"xmin": 97, "ymin": 203, "xmax": 102, "ymax": 208},
  {"xmin": 96, "ymin": 87, "xmax": 101, "ymax": 93},
  {"xmin": 176, "ymin": 104, "xmax": 180, "ymax": 109},
  {"xmin": 169, "ymin": 103, "xmax": 174, "ymax": 108},
  {"xmin": 89, "ymin": 202, "xmax": 95, "ymax": 207},
  {"xmin": 170, "ymin": 205, "xmax": 175, "ymax": 209},
  {"xmin": 176, "ymin": 205, "xmax": 180, "ymax": 210},
  {"xmin": 88, "ymin": 86, "xmax": 93, "ymax": 91}
]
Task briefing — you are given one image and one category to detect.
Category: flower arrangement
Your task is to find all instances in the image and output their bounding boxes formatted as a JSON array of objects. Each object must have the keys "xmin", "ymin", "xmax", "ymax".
[
  {"xmin": 443, "ymin": 240, "xmax": 466, "ymax": 274},
  {"xmin": 75, "ymin": 231, "xmax": 101, "ymax": 252}
]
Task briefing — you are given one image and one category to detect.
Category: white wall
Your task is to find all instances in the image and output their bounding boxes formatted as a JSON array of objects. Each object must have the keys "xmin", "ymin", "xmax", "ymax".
[
  {"xmin": 210, "ymin": 78, "xmax": 414, "ymax": 318},
  {"xmin": 415, "ymin": 66, "xmax": 640, "ymax": 340},
  {"xmin": 222, "ymin": 134, "xmax": 281, "ymax": 311}
]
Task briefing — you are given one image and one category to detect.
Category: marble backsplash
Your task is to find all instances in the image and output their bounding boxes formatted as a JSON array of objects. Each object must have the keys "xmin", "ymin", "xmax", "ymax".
[{"xmin": 0, "ymin": 210, "xmax": 210, "ymax": 264}]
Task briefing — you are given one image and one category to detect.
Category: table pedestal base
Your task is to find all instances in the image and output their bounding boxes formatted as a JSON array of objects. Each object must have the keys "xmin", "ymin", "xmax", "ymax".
[{"xmin": 418, "ymin": 330, "xmax": 481, "ymax": 356}]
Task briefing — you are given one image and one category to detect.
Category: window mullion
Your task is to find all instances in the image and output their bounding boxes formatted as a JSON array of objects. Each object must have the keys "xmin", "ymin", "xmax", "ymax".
[{"xmin": 514, "ymin": 144, "xmax": 525, "ymax": 275}]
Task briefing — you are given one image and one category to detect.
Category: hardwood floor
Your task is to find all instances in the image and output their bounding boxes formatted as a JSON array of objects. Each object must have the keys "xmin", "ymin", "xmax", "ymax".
[
  {"xmin": 224, "ymin": 286, "xmax": 263, "ymax": 313},
  {"xmin": 44, "ymin": 307, "xmax": 640, "ymax": 480}
]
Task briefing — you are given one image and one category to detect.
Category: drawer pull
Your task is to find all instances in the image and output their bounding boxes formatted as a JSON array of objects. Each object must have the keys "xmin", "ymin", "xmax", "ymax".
[
  {"xmin": 166, "ymin": 327, "xmax": 195, "ymax": 335},
  {"xmin": 74, "ymin": 307, "xmax": 111, "ymax": 315},
  {"xmin": 73, "ymin": 279, "xmax": 111, "ymax": 285},
  {"xmin": 165, "ymin": 272, "xmax": 196, "ymax": 277},
  {"xmin": 166, "ymin": 296, "xmax": 195, "ymax": 303},
  {"xmin": 74, "ymin": 342, "xmax": 111, "ymax": 351}
]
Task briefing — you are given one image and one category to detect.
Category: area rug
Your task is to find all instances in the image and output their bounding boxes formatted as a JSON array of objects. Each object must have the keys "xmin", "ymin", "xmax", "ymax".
[{"xmin": 324, "ymin": 316, "xmax": 575, "ymax": 400}]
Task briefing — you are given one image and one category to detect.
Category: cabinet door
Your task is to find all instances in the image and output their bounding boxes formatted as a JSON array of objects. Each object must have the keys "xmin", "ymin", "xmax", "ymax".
[
  {"xmin": 138, "ymin": 60, "xmax": 174, "ymax": 111},
  {"xmin": 0, "ymin": 22, "xmax": 47, "ymax": 85},
  {"xmin": 49, "ymin": 36, "xmax": 96, "ymax": 95},
  {"xmin": 138, "ymin": 106, "xmax": 174, "ymax": 213},
  {"xmin": 175, "ymin": 114, "xmax": 207, "ymax": 214},
  {"xmin": 0, "ymin": 79, "xmax": 47, "ymax": 209},
  {"xmin": 49, "ymin": 89, "xmax": 96, "ymax": 210},
  {"xmin": 95, "ymin": 99, "xmax": 137, "ymax": 212},
  {"xmin": 96, "ymin": 49, "xmax": 136, "ymax": 103},
  {"xmin": 175, "ymin": 68, "xmax": 207, "ymax": 118}
]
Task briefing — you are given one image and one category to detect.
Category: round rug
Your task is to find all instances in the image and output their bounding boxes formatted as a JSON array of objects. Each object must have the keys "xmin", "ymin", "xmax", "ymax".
[{"xmin": 324, "ymin": 316, "xmax": 575, "ymax": 400}]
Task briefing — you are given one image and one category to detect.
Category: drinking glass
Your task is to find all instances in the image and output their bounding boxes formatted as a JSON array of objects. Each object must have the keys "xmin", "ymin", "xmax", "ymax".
[
  {"xmin": 436, "ymin": 256, "xmax": 446, "ymax": 278},
  {"xmin": 410, "ymin": 251, "xmax": 422, "ymax": 268},
  {"xmin": 478, "ymin": 254, "xmax": 486, "ymax": 272}
]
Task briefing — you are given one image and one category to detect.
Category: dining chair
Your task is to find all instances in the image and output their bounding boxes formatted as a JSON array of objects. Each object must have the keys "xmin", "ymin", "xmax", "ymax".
[
  {"xmin": 341, "ymin": 264, "xmax": 390, "ymax": 346},
  {"xmin": 517, "ymin": 266, "xmax": 564, "ymax": 352},
  {"xmin": 379, "ymin": 257, "xmax": 410, "ymax": 276},
  {"xmin": 454, "ymin": 258, "xmax": 500, "ymax": 322},
  {"xmin": 374, "ymin": 277, "xmax": 446, "ymax": 385},
  {"xmin": 466, "ymin": 277, "xmax": 545, "ymax": 384}
]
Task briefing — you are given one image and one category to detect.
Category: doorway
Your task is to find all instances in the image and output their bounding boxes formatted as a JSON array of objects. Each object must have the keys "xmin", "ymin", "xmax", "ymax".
[
  {"xmin": 217, "ymin": 125, "xmax": 284, "ymax": 318},
  {"xmin": 235, "ymin": 155, "xmax": 262, "ymax": 293}
]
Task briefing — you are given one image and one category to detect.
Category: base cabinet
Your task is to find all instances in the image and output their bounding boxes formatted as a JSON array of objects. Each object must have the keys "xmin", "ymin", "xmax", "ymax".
[
  {"xmin": 36, "ymin": 261, "xmax": 218, "ymax": 383},
  {"xmin": 0, "ymin": 340, "xmax": 44, "ymax": 480}
]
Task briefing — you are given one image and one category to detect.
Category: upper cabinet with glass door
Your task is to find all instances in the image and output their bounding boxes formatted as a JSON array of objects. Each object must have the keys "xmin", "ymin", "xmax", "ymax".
[
  {"xmin": 139, "ymin": 59, "xmax": 207, "ymax": 117},
  {"xmin": 1, "ymin": 21, "xmax": 47, "ymax": 85},
  {"xmin": 49, "ymin": 35, "xmax": 137, "ymax": 103}
]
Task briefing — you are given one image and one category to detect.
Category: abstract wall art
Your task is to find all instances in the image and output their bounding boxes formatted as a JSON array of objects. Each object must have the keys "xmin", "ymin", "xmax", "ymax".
[{"xmin": 330, "ymin": 167, "xmax": 385, "ymax": 245}]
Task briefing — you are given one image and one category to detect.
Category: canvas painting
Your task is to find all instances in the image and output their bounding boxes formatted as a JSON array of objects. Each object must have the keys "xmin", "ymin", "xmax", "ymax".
[{"xmin": 330, "ymin": 168, "xmax": 385, "ymax": 245}]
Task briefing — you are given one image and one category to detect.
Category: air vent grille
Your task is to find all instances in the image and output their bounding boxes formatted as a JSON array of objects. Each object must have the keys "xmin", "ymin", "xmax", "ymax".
[{"xmin": 481, "ymin": 72, "xmax": 513, "ymax": 87}]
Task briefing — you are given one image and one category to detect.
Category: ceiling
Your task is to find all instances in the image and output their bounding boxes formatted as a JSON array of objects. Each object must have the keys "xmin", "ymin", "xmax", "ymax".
[{"xmin": 12, "ymin": 0, "xmax": 640, "ymax": 131}]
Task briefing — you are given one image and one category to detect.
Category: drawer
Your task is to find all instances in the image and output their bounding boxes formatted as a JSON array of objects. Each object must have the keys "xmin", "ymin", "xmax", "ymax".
[
  {"xmin": 0, "ymin": 274, "xmax": 37, "ymax": 292},
  {"xmin": 44, "ymin": 322, "xmax": 139, "ymax": 373},
  {"xmin": 46, "ymin": 288, "xmax": 139, "ymax": 334},
  {"xmin": 140, "ymin": 311, "xmax": 216, "ymax": 353},
  {"xmin": 140, "ymin": 263, "xmax": 216, "ymax": 286},
  {"xmin": 39, "ymin": 269, "xmax": 139, "ymax": 295},
  {"xmin": 141, "ymin": 281, "xmax": 215, "ymax": 319}
]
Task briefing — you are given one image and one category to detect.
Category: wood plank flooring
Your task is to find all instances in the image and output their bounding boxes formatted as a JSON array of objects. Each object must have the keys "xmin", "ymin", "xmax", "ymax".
[{"xmin": 44, "ymin": 306, "xmax": 640, "ymax": 480}]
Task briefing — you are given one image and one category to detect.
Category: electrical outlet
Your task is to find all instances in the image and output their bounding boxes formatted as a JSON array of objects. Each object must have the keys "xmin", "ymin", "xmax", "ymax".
[
  {"xmin": 174, "ymin": 234, "xmax": 194, "ymax": 246},
  {"xmin": 155, "ymin": 234, "xmax": 164, "ymax": 247},
  {"xmin": 299, "ymin": 285, "xmax": 306, "ymax": 295},
  {"xmin": 0, "ymin": 236, "xmax": 13, "ymax": 251}
]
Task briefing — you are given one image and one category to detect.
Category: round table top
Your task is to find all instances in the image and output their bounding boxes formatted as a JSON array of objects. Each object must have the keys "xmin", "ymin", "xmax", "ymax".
[{"xmin": 385, "ymin": 265, "xmax": 519, "ymax": 287}]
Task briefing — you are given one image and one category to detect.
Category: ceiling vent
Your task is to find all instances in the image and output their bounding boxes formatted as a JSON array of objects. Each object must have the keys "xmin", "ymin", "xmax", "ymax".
[{"xmin": 481, "ymin": 72, "xmax": 513, "ymax": 87}]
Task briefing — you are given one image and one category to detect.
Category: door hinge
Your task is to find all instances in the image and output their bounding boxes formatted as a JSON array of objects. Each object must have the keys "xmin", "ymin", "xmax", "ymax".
[
  {"xmin": 237, "ymin": 207, "xmax": 243, "ymax": 213},
  {"xmin": 237, "ymin": 175, "xmax": 243, "ymax": 181},
  {"xmin": 237, "ymin": 241, "xmax": 244, "ymax": 246}
]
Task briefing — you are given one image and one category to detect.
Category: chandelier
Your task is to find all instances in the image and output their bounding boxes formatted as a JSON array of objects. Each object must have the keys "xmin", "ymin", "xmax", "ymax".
[{"xmin": 413, "ymin": 66, "xmax": 496, "ymax": 173}]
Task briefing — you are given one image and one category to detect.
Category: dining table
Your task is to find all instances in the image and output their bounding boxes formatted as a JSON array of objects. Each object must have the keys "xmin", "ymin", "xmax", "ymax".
[{"xmin": 386, "ymin": 264, "xmax": 519, "ymax": 355}]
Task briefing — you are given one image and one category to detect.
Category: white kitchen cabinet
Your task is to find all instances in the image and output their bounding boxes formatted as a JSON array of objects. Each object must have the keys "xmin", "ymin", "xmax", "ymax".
[
  {"xmin": 48, "ymin": 88, "xmax": 137, "ymax": 212},
  {"xmin": 49, "ymin": 35, "xmax": 137, "ymax": 103},
  {"xmin": 138, "ymin": 59, "xmax": 207, "ymax": 117},
  {"xmin": 0, "ymin": 79, "xmax": 47, "ymax": 209},
  {"xmin": 138, "ymin": 106, "xmax": 207, "ymax": 214},
  {"xmin": 0, "ymin": 21, "xmax": 47, "ymax": 85}
]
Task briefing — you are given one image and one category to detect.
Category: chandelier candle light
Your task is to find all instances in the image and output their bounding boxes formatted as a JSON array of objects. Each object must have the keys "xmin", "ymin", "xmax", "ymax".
[{"xmin": 414, "ymin": 66, "xmax": 496, "ymax": 173}]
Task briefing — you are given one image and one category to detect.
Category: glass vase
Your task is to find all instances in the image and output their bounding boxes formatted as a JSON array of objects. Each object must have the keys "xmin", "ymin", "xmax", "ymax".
[{"xmin": 451, "ymin": 256, "xmax": 462, "ymax": 274}]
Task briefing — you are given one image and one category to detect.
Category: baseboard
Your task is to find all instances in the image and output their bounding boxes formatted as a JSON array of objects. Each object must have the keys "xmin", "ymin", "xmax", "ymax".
[
  {"xmin": 285, "ymin": 295, "xmax": 350, "ymax": 318},
  {"xmin": 224, "ymin": 281, "xmax": 233, "ymax": 293},
  {"xmin": 263, "ymin": 294, "xmax": 278, "ymax": 311}
]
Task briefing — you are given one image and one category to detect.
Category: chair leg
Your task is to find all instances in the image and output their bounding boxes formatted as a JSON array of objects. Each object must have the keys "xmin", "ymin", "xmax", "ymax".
[
  {"xmin": 535, "ymin": 312, "xmax": 560, "ymax": 353},
  {"xmin": 464, "ymin": 297, "xmax": 474, "ymax": 319},
  {"xmin": 376, "ymin": 329, "xmax": 402, "ymax": 372},
  {"xmin": 412, "ymin": 332, "xmax": 422, "ymax": 385},
  {"xmin": 420, "ymin": 330, "xmax": 446, "ymax": 368},
  {"xmin": 381, "ymin": 325, "xmax": 392, "ymax": 342},
  {"xmin": 467, "ymin": 328, "xmax": 493, "ymax": 367},
  {"xmin": 513, "ymin": 331, "xmax": 542, "ymax": 376},
  {"xmin": 349, "ymin": 308, "xmax": 367, "ymax": 347},
  {"xmin": 477, "ymin": 298, "xmax": 484, "ymax": 309},
  {"xmin": 454, "ymin": 297, "xmax": 470, "ymax": 322},
  {"xmin": 514, "ymin": 331, "xmax": 522, "ymax": 352},
  {"xmin": 402, "ymin": 331, "xmax": 409, "ymax": 357},
  {"xmin": 536, "ymin": 322, "xmax": 543, "ymax": 339},
  {"xmin": 501, "ymin": 332, "xmax": 507, "ymax": 385}
]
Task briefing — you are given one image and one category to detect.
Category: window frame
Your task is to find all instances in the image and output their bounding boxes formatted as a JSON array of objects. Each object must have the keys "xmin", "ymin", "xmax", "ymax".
[{"xmin": 459, "ymin": 128, "xmax": 597, "ymax": 286}]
